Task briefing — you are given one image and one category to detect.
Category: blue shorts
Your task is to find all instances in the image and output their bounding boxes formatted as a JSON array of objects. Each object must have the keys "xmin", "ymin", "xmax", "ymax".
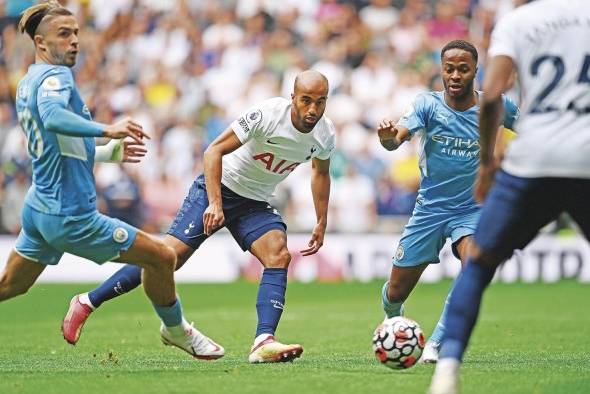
[
  {"xmin": 167, "ymin": 175, "xmax": 286, "ymax": 251},
  {"xmin": 393, "ymin": 208, "xmax": 480, "ymax": 267},
  {"xmin": 475, "ymin": 170, "xmax": 590, "ymax": 262},
  {"xmin": 15, "ymin": 204, "xmax": 137, "ymax": 265}
]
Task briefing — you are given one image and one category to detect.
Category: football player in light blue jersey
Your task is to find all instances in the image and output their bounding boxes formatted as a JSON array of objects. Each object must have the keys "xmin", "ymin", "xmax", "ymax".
[
  {"xmin": 377, "ymin": 40, "xmax": 519, "ymax": 363},
  {"xmin": 0, "ymin": 1, "xmax": 224, "ymax": 360}
]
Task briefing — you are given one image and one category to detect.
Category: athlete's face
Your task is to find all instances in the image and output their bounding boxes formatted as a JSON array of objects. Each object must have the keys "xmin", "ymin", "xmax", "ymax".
[
  {"xmin": 36, "ymin": 15, "xmax": 79, "ymax": 67},
  {"xmin": 441, "ymin": 48, "xmax": 477, "ymax": 99},
  {"xmin": 291, "ymin": 85, "xmax": 328, "ymax": 132}
]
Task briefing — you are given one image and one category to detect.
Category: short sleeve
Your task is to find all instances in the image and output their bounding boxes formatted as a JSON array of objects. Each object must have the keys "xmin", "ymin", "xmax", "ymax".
[
  {"xmin": 396, "ymin": 93, "xmax": 429, "ymax": 136},
  {"xmin": 316, "ymin": 123, "xmax": 336, "ymax": 160},
  {"xmin": 502, "ymin": 95, "xmax": 520, "ymax": 130},
  {"xmin": 488, "ymin": 13, "xmax": 518, "ymax": 60},
  {"xmin": 37, "ymin": 67, "xmax": 74, "ymax": 123},
  {"xmin": 230, "ymin": 105, "xmax": 266, "ymax": 144}
]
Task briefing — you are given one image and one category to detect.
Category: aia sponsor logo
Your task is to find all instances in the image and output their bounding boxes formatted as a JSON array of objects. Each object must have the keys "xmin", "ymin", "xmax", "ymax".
[{"xmin": 253, "ymin": 152, "xmax": 300, "ymax": 174}]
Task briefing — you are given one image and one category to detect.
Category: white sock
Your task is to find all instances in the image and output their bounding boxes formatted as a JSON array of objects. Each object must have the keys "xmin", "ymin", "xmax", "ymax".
[
  {"xmin": 78, "ymin": 293, "xmax": 96, "ymax": 310},
  {"xmin": 434, "ymin": 357, "xmax": 460, "ymax": 375},
  {"xmin": 166, "ymin": 318, "xmax": 192, "ymax": 337},
  {"xmin": 254, "ymin": 333, "xmax": 273, "ymax": 347}
]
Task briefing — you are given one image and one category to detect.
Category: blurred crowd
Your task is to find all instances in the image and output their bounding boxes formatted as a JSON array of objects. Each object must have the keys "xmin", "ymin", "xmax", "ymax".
[{"xmin": 0, "ymin": 0, "xmax": 528, "ymax": 235}]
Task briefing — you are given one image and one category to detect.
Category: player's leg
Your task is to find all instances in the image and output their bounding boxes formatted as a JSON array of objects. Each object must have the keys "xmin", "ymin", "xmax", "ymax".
[
  {"xmin": 429, "ymin": 173, "xmax": 561, "ymax": 394},
  {"xmin": 77, "ymin": 178, "xmax": 207, "ymax": 310},
  {"xmin": 424, "ymin": 214, "xmax": 477, "ymax": 363},
  {"xmin": 565, "ymin": 178, "xmax": 590, "ymax": 241},
  {"xmin": 247, "ymin": 228, "xmax": 303, "ymax": 363},
  {"xmin": 382, "ymin": 264, "xmax": 427, "ymax": 318},
  {"xmin": 0, "ymin": 251, "xmax": 46, "ymax": 302},
  {"xmin": 62, "ymin": 177, "xmax": 217, "ymax": 351},
  {"xmin": 80, "ymin": 236, "xmax": 195, "ymax": 310},
  {"xmin": 1, "ymin": 204, "xmax": 61, "ymax": 301},
  {"xmin": 113, "ymin": 230, "xmax": 222, "ymax": 359},
  {"xmin": 63, "ymin": 236, "xmax": 200, "ymax": 345},
  {"xmin": 382, "ymin": 212, "xmax": 445, "ymax": 319},
  {"xmin": 225, "ymin": 196, "xmax": 301, "ymax": 363}
]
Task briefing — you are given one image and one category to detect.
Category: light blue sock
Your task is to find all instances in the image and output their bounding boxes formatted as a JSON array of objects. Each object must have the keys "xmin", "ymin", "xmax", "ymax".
[
  {"xmin": 153, "ymin": 298, "xmax": 183, "ymax": 327},
  {"xmin": 429, "ymin": 281, "xmax": 457, "ymax": 345},
  {"xmin": 381, "ymin": 281, "xmax": 405, "ymax": 318}
]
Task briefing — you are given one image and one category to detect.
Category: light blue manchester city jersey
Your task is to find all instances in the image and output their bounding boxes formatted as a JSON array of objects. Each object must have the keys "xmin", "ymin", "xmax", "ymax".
[
  {"xmin": 16, "ymin": 64, "xmax": 100, "ymax": 216},
  {"xmin": 398, "ymin": 91, "xmax": 519, "ymax": 213}
]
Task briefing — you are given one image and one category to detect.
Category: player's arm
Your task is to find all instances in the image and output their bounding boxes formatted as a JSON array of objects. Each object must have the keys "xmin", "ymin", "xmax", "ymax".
[
  {"xmin": 202, "ymin": 127, "xmax": 243, "ymax": 235},
  {"xmin": 301, "ymin": 157, "xmax": 331, "ymax": 256},
  {"xmin": 40, "ymin": 103, "xmax": 104, "ymax": 138},
  {"xmin": 38, "ymin": 72, "xmax": 148, "ymax": 143},
  {"xmin": 476, "ymin": 55, "xmax": 515, "ymax": 202},
  {"xmin": 41, "ymin": 106, "xmax": 147, "ymax": 145},
  {"xmin": 377, "ymin": 121, "xmax": 411, "ymax": 151}
]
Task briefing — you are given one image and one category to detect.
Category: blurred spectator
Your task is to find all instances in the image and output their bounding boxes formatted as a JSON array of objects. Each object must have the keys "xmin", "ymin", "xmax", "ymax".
[
  {"xmin": 100, "ymin": 167, "xmax": 145, "ymax": 229},
  {"xmin": 359, "ymin": 0, "xmax": 399, "ymax": 35},
  {"xmin": 332, "ymin": 165, "xmax": 376, "ymax": 233},
  {"xmin": 1, "ymin": 165, "xmax": 29, "ymax": 234}
]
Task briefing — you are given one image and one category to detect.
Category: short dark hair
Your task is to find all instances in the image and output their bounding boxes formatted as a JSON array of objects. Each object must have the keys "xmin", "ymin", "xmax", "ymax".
[
  {"xmin": 18, "ymin": 1, "xmax": 73, "ymax": 40},
  {"xmin": 440, "ymin": 40, "xmax": 478, "ymax": 64}
]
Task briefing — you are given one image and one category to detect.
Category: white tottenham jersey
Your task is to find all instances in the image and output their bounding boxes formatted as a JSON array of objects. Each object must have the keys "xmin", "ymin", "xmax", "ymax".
[
  {"xmin": 222, "ymin": 97, "xmax": 336, "ymax": 201},
  {"xmin": 488, "ymin": 0, "xmax": 590, "ymax": 178}
]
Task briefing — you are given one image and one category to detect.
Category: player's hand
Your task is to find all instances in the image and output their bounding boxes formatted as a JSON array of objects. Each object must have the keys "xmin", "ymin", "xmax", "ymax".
[
  {"xmin": 300, "ymin": 222, "xmax": 326, "ymax": 256},
  {"xmin": 474, "ymin": 162, "xmax": 498, "ymax": 203},
  {"xmin": 377, "ymin": 119, "xmax": 398, "ymax": 141},
  {"xmin": 103, "ymin": 117, "xmax": 150, "ymax": 145},
  {"xmin": 203, "ymin": 202, "xmax": 224, "ymax": 235},
  {"xmin": 122, "ymin": 140, "xmax": 147, "ymax": 163}
]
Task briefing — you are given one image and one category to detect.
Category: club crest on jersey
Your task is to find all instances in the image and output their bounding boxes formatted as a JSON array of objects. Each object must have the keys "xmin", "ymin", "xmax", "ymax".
[
  {"xmin": 247, "ymin": 109, "xmax": 262, "ymax": 123},
  {"xmin": 395, "ymin": 245, "xmax": 404, "ymax": 260},
  {"xmin": 113, "ymin": 227, "xmax": 129, "ymax": 243},
  {"xmin": 253, "ymin": 152, "xmax": 300, "ymax": 174},
  {"xmin": 42, "ymin": 76, "xmax": 61, "ymax": 91}
]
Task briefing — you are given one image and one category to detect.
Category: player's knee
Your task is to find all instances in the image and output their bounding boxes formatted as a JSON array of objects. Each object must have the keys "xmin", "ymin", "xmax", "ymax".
[
  {"xmin": 142, "ymin": 242, "xmax": 176, "ymax": 272},
  {"xmin": 160, "ymin": 245, "xmax": 177, "ymax": 270},
  {"xmin": 266, "ymin": 248, "xmax": 291, "ymax": 268}
]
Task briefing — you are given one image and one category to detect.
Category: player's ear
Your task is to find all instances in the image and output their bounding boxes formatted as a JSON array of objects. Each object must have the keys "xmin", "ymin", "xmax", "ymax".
[
  {"xmin": 34, "ymin": 35, "xmax": 47, "ymax": 52},
  {"xmin": 291, "ymin": 93, "xmax": 295, "ymax": 101}
]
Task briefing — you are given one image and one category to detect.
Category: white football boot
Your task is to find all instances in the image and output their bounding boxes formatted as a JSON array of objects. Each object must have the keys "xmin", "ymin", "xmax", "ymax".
[
  {"xmin": 421, "ymin": 341, "xmax": 440, "ymax": 364},
  {"xmin": 248, "ymin": 335, "xmax": 303, "ymax": 363},
  {"xmin": 427, "ymin": 358, "xmax": 460, "ymax": 394},
  {"xmin": 160, "ymin": 323, "xmax": 225, "ymax": 360}
]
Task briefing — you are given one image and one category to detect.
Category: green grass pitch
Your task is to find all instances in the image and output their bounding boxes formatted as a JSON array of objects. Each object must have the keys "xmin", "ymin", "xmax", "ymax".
[{"xmin": 1, "ymin": 280, "xmax": 589, "ymax": 394}]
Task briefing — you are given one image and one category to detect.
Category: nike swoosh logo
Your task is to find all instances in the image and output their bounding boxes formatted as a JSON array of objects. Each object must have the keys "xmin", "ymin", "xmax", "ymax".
[
  {"xmin": 267, "ymin": 139, "xmax": 279, "ymax": 145},
  {"xmin": 208, "ymin": 340, "xmax": 221, "ymax": 352}
]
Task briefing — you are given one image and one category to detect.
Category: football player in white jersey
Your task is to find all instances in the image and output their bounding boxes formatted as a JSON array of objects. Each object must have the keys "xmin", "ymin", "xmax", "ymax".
[
  {"xmin": 62, "ymin": 70, "xmax": 335, "ymax": 363},
  {"xmin": 429, "ymin": 1, "xmax": 590, "ymax": 393}
]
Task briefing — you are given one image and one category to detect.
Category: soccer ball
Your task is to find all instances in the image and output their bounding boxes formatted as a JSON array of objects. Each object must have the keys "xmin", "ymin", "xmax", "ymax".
[{"xmin": 372, "ymin": 316, "xmax": 425, "ymax": 370}]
